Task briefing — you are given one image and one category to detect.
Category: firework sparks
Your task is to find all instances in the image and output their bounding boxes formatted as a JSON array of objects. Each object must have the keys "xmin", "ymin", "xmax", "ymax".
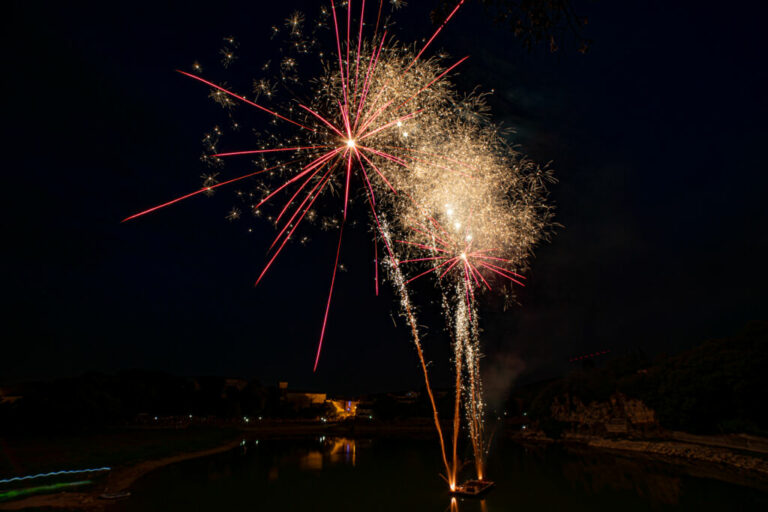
[
  {"xmin": 125, "ymin": 0, "xmax": 470, "ymax": 372},
  {"xmin": 387, "ymin": 120, "xmax": 555, "ymax": 481},
  {"xmin": 125, "ymin": 0, "xmax": 555, "ymax": 489}
]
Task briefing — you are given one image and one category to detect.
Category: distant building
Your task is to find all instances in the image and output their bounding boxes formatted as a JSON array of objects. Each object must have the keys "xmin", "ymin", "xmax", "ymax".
[
  {"xmin": 285, "ymin": 391, "xmax": 328, "ymax": 409},
  {"xmin": 278, "ymin": 382, "xmax": 358, "ymax": 419},
  {"xmin": 0, "ymin": 387, "xmax": 22, "ymax": 405},
  {"xmin": 279, "ymin": 381, "xmax": 326, "ymax": 410},
  {"xmin": 327, "ymin": 399, "xmax": 358, "ymax": 419},
  {"xmin": 225, "ymin": 378, "xmax": 248, "ymax": 391}
]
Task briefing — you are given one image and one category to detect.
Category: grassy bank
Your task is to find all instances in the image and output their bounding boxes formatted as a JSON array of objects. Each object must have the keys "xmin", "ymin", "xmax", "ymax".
[{"xmin": 0, "ymin": 427, "xmax": 239, "ymax": 478}]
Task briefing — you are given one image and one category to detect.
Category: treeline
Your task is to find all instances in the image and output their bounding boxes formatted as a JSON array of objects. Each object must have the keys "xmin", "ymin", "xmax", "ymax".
[
  {"xmin": 526, "ymin": 322, "xmax": 768, "ymax": 435},
  {"xmin": 0, "ymin": 371, "xmax": 275, "ymax": 433},
  {"xmin": 0, "ymin": 370, "xmax": 445, "ymax": 434}
]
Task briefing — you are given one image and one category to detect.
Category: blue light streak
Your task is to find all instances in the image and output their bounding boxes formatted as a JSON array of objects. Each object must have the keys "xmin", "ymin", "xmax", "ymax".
[{"xmin": 0, "ymin": 467, "xmax": 111, "ymax": 484}]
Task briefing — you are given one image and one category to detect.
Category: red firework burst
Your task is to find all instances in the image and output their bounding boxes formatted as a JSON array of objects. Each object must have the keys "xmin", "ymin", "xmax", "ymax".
[{"xmin": 124, "ymin": 0, "xmax": 468, "ymax": 370}]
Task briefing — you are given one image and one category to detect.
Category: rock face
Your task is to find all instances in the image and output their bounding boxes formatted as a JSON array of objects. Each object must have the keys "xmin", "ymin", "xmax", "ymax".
[{"xmin": 550, "ymin": 392, "xmax": 657, "ymax": 434}]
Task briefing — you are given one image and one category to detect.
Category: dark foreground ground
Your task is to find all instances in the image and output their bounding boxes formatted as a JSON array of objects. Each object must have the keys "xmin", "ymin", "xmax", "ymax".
[{"xmin": 0, "ymin": 427, "xmax": 239, "ymax": 478}]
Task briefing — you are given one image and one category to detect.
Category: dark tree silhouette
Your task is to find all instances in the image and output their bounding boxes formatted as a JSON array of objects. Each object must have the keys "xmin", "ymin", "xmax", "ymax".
[
  {"xmin": 525, "ymin": 322, "xmax": 768, "ymax": 435},
  {"xmin": 433, "ymin": 0, "xmax": 592, "ymax": 53}
]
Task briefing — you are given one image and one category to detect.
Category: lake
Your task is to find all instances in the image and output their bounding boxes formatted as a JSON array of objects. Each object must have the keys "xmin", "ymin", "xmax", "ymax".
[{"xmin": 113, "ymin": 436, "xmax": 768, "ymax": 511}]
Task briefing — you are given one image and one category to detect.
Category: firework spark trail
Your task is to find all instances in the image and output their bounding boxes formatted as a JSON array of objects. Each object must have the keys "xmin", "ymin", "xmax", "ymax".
[
  {"xmin": 420, "ymin": 240, "xmax": 472, "ymax": 487},
  {"xmin": 404, "ymin": 0, "xmax": 466, "ymax": 74},
  {"xmin": 353, "ymin": 31, "xmax": 387, "ymax": 131},
  {"xmin": 211, "ymin": 145, "xmax": 334, "ymax": 158},
  {"xmin": 461, "ymin": 287, "xmax": 486, "ymax": 480},
  {"xmin": 451, "ymin": 337, "xmax": 462, "ymax": 488},
  {"xmin": 397, "ymin": 215, "xmax": 524, "ymax": 317},
  {"xmin": 379, "ymin": 216, "xmax": 453, "ymax": 487},
  {"xmin": 442, "ymin": 276, "xmax": 487, "ymax": 481},
  {"xmin": 314, "ymin": 221, "xmax": 345, "ymax": 371},
  {"xmin": 447, "ymin": 274, "xmax": 464, "ymax": 489},
  {"xmin": 122, "ymin": 161, "xmax": 296, "ymax": 222},
  {"xmin": 359, "ymin": 0, "xmax": 467, "ymax": 127},
  {"xmin": 177, "ymin": 71, "xmax": 315, "ymax": 132},
  {"xmin": 352, "ymin": 1, "xmax": 365, "ymax": 101},
  {"xmin": 374, "ymin": 236, "xmax": 379, "ymax": 295},
  {"xmin": 254, "ymin": 148, "xmax": 343, "ymax": 218},
  {"xmin": 255, "ymin": 162, "xmax": 339, "ymax": 286},
  {"xmin": 353, "ymin": 3, "xmax": 468, "ymax": 137}
]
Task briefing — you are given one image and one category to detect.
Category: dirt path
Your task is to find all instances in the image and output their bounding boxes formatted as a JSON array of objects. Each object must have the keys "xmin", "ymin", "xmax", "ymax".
[{"xmin": 0, "ymin": 439, "xmax": 242, "ymax": 511}]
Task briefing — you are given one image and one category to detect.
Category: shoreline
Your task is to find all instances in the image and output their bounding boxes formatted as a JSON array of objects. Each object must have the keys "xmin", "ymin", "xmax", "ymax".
[
  {"xmin": 579, "ymin": 436, "xmax": 768, "ymax": 491},
  {"xmin": 0, "ymin": 439, "xmax": 242, "ymax": 511},
  {"xmin": 509, "ymin": 430, "xmax": 768, "ymax": 491}
]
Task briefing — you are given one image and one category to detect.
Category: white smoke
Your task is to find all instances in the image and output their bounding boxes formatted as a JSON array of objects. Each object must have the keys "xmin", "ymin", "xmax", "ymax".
[{"xmin": 482, "ymin": 352, "xmax": 526, "ymax": 409}]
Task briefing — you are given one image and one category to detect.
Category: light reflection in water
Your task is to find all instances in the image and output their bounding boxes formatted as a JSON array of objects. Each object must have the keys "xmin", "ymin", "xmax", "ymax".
[
  {"xmin": 299, "ymin": 437, "xmax": 357, "ymax": 471},
  {"xmin": 447, "ymin": 497, "xmax": 488, "ymax": 512},
  {"xmin": 299, "ymin": 451, "xmax": 323, "ymax": 471},
  {"xmin": 328, "ymin": 437, "xmax": 356, "ymax": 467}
]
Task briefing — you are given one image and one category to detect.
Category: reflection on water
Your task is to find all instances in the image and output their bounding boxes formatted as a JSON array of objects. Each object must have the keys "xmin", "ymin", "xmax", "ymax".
[
  {"xmin": 448, "ymin": 497, "xmax": 487, "ymax": 512},
  {"xmin": 560, "ymin": 448, "xmax": 683, "ymax": 505},
  {"xmin": 298, "ymin": 437, "xmax": 356, "ymax": 470},
  {"xmin": 115, "ymin": 436, "xmax": 768, "ymax": 512}
]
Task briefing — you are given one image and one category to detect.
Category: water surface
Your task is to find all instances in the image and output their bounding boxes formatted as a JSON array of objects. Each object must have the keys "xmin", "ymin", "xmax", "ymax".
[{"xmin": 115, "ymin": 436, "xmax": 768, "ymax": 511}]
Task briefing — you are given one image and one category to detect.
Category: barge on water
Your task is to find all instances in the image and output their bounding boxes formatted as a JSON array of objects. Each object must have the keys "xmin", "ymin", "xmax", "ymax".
[{"xmin": 449, "ymin": 480, "xmax": 495, "ymax": 497}]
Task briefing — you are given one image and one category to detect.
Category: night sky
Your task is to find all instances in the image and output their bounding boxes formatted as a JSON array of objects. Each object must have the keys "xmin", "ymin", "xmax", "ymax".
[{"xmin": 5, "ymin": 0, "xmax": 767, "ymax": 394}]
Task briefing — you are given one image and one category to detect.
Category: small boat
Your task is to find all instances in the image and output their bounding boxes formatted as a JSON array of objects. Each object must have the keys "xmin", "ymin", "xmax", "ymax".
[
  {"xmin": 449, "ymin": 479, "xmax": 495, "ymax": 497},
  {"xmin": 99, "ymin": 491, "xmax": 132, "ymax": 500}
]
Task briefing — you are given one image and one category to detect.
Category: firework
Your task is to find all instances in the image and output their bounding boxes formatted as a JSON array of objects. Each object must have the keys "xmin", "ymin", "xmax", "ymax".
[
  {"xmin": 124, "ymin": 0, "xmax": 555, "ymax": 490},
  {"xmin": 390, "ymin": 121, "xmax": 556, "ymax": 480},
  {"xmin": 125, "ymin": 0, "xmax": 469, "ymax": 372}
]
